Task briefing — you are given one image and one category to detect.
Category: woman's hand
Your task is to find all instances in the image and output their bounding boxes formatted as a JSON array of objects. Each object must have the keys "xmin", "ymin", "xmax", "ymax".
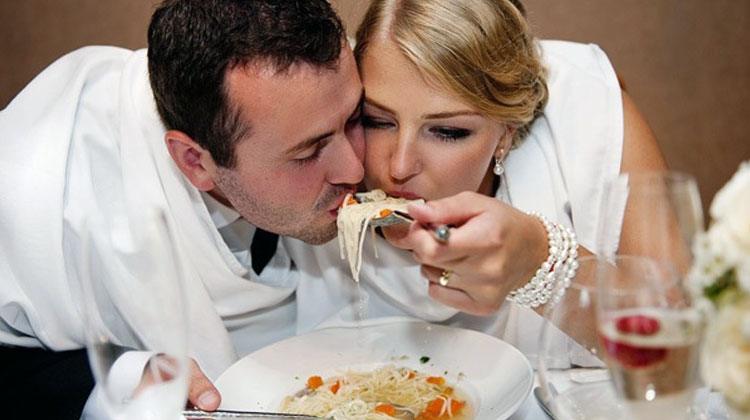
[{"xmin": 383, "ymin": 191, "xmax": 549, "ymax": 315}]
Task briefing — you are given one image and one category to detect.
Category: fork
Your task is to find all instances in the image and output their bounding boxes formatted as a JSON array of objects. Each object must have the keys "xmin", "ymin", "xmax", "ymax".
[
  {"xmin": 369, "ymin": 210, "xmax": 414, "ymax": 227},
  {"xmin": 370, "ymin": 211, "xmax": 451, "ymax": 243},
  {"xmin": 184, "ymin": 404, "xmax": 415, "ymax": 420},
  {"xmin": 183, "ymin": 409, "xmax": 323, "ymax": 419}
]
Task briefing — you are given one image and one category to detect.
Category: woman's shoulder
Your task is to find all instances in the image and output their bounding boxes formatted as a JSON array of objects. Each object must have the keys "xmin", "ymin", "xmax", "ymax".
[{"xmin": 537, "ymin": 39, "xmax": 616, "ymax": 86}]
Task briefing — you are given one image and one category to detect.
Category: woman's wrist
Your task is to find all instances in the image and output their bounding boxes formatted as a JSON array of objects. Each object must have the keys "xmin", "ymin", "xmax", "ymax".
[{"xmin": 506, "ymin": 212, "xmax": 579, "ymax": 308}]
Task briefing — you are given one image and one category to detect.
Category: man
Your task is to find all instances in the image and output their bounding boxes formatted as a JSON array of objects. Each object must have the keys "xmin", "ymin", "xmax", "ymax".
[{"xmin": 0, "ymin": 0, "xmax": 364, "ymax": 417}]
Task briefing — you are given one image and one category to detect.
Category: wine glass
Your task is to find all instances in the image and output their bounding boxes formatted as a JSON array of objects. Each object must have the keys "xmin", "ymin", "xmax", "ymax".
[
  {"xmin": 78, "ymin": 211, "xmax": 189, "ymax": 419},
  {"xmin": 595, "ymin": 171, "xmax": 706, "ymax": 418},
  {"xmin": 596, "ymin": 171, "xmax": 704, "ymax": 277},
  {"xmin": 537, "ymin": 255, "xmax": 628, "ymax": 420},
  {"xmin": 596, "ymin": 255, "xmax": 703, "ymax": 419}
]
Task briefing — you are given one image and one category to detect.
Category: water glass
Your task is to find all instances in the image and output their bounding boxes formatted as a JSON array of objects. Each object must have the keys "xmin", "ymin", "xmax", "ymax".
[
  {"xmin": 597, "ymin": 256, "xmax": 703, "ymax": 419},
  {"xmin": 79, "ymin": 211, "xmax": 189, "ymax": 419}
]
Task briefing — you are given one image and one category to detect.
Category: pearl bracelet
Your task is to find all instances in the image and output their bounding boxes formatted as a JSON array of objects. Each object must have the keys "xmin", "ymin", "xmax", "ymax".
[{"xmin": 506, "ymin": 212, "xmax": 579, "ymax": 308}]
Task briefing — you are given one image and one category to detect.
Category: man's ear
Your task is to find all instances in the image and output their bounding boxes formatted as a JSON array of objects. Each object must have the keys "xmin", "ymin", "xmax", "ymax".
[{"xmin": 164, "ymin": 130, "xmax": 217, "ymax": 191}]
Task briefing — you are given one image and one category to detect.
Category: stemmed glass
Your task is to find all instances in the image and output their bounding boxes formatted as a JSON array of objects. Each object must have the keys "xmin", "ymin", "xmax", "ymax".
[
  {"xmin": 596, "ymin": 256, "xmax": 702, "ymax": 419},
  {"xmin": 596, "ymin": 171, "xmax": 703, "ymax": 277},
  {"xmin": 595, "ymin": 171, "xmax": 706, "ymax": 418},
  {"xmin": 78, "ymin": 211, "xmax": 189, "ymax": 419}
]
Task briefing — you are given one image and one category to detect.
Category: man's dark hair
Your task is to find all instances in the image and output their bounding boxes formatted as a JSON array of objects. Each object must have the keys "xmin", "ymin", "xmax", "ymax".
[{"xmin": 148, "ymin": 0, "xmax": 345, "ymax": 168}]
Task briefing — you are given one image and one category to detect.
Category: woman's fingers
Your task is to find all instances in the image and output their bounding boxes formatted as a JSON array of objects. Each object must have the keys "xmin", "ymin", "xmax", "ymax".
[
  {"xmin": 422, "ymin": 265, "xmax": 499, "ymax": 316},
  {"xmin": 422, "ymin": 264, "xmax": 463, "ymax": 288},
  {"xmin": 406, "ymin": 215, "xmax": 501, "ymax": 266},
  {"xmin": 407, "ymin": 191, "xmax": 489, "ymax": 226}
]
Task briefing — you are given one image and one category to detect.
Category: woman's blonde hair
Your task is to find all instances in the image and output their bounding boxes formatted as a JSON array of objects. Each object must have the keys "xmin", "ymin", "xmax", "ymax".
[{"xmin": 354, "ymin": 0, "xmax": 548, "ymax": 146}]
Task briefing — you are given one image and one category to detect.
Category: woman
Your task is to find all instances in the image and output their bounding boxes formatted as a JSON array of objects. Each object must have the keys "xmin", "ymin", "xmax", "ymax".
[{"xmin": 285, "ymin": 0, "xmax": 665, "ymax": 353}]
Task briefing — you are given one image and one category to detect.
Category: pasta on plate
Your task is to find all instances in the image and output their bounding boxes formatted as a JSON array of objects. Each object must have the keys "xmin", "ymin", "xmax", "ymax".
[{"xmin": 280, "ymin": 365, "xmax": 470, "ymax": 420}]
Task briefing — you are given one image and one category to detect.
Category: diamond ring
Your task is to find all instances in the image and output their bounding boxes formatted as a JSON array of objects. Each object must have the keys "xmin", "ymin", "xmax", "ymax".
[{"xmin": 438, "ymin": 270, "xmax": 453, "ymax": 287}]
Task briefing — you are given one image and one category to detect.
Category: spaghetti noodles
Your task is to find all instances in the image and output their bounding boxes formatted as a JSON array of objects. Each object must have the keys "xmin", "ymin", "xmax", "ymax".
[
  {"xmin": 280, "ymin": 365, "xmax": 469, "ymax": 420},
  {"xmin": 336, "ymin": 190, "xmax": 422, "ymax": 282}
]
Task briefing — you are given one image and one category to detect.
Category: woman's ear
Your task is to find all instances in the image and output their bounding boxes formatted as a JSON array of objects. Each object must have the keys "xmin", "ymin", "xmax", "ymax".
[
  {"xmin": 164, "ymin": 130, "xmax": 217, "ymax": 191},
  {"xmin": 494, "ymin": 125, "xmax": 516, "ymax": 159}
]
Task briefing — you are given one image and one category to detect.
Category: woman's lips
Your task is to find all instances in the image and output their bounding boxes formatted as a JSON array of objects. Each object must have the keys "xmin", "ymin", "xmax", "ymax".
[{"xmin": 388, "ymin": 190, "xmax": 422, "ymax": 200}]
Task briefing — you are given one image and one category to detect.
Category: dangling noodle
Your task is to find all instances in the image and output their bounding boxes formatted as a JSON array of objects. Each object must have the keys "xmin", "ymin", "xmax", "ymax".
[
  {"xmin": 280, "ymin": 365, "xmax": 469, "ymax": 420},
  {"xmin": 337, "ymin": 190, "xmax": 422, "ymax": 282}
]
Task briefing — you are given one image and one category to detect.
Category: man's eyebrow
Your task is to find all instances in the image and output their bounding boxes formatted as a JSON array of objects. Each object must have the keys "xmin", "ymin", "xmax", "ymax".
[
  {"xmin": 284, "ymin": 130, "xmax": 334, "ymax": 157},
  {"xmin": 284, "ymin": 90, "xmax": 364, "ymax": 157}
]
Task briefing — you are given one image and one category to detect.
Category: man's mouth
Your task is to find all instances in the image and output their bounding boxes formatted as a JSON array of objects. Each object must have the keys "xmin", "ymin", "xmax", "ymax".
[{"xmin": 327, "ymin": 188, "xmax": 357, "ymax": 216}]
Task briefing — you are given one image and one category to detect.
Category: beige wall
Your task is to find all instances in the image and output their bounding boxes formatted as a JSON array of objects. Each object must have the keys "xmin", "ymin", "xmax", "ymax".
[{"xmin": 1, "ymin": 0, "xmax": 748, "ymax": 211}]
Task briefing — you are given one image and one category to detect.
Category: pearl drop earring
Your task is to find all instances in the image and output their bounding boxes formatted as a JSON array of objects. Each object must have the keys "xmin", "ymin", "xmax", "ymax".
[{"xmin": 493, "ymin": 156, "xmax": 505, "ymax": 176}]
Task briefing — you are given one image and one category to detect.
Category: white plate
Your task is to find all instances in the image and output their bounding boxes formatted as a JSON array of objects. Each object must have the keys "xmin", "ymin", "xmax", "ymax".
[{"xmin": 216, "ymin": 318, "xmax": 533, "ymax": 419}]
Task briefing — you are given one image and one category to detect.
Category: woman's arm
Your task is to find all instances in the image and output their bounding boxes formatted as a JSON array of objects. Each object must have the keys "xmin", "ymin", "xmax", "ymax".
[{"xmin": 616, "ymin": 91, "xmax": 671, "ymax": 256}]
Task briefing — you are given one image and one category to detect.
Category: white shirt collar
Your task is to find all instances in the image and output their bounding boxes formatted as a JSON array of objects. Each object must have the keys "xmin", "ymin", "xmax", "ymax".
[{"xmin": 201, "ymin": 191, "xmax": 241, "ymax": 229}]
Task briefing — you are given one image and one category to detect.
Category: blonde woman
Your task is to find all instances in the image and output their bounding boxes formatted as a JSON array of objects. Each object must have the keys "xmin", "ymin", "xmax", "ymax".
[{"xmin": 286, "ymin": 0, "xmax": 665, "ymax": 351}]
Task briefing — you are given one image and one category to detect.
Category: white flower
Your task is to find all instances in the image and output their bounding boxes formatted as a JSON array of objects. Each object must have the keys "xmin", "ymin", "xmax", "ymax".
[
  {"xmin": 710, "ymin": 161, "xmax": 750, "ymax": 257},
  {"xmin": 701, "ymin": 296, "xmax": 750, "ymax": 411},
  {"xmin": 688, "ymin": 228, "xmax": 734, "ymax": 297}
]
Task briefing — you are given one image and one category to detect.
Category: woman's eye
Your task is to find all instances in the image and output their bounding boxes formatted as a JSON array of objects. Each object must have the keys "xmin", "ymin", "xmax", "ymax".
[
  {"xmin": 430, "ymin": 127, "xmax": 472, "ymax": 142},
  {"xmin": 362, "ymin": 115, "xmax": 394, "ymax": 130}
]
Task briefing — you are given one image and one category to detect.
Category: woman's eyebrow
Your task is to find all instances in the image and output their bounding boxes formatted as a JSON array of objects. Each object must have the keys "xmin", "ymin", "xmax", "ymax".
[
  {"xmin": 421, "ymin": 110, "xmax": 481, "ymax": 119},
  {"xmin": 363, "ymin": 97, "xmax": 396, "ymax": 115}
]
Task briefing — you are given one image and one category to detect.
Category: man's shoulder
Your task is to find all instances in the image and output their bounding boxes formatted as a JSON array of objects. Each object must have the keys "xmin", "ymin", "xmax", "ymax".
[{"xmin": 56, "ymin": 45, "xmax": 142, "ymax": 65}]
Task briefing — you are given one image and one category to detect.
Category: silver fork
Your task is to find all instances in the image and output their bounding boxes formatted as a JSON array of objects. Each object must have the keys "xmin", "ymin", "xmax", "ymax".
[
  {"xmin": 183, "ymin": 409, "xmax": 324, "ymax": 419},
  {"xmin": 369, "ymin": 210, "xmax": 414, "ymax": 228},
  {"xmin": 533, "ymin": 383, "xmax": 559, "ymax": 420},
  {"xmin": 369, "ymin": 210, "xmax": 451, "ymax": 243}
]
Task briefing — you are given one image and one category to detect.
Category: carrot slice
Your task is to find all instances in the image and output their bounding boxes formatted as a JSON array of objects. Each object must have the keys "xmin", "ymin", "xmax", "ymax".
[
  {"xmin": 423, "ymin": 398, "xmax": 444, "ymax": 416},
  {"xmin": 330, "ymin": 380, "xmax": 340, "ymax": 394},
  {"xmin": 450, "ymin": 399, "xmax": 465, "ymax": 416},
  {"xmin": 375, "ymin": 403, "xmax": 396, "ymax": 416},
  {"xmin": 426, "ymin": 376, "xmax": 445, "ymax": 386},
  {"xmin": 306, "ymin": 375, "xmax": 323, "ymax": 390},
  {"xmin": 379, "ymin": 209, "xmax": 393, "ymax": 218}
]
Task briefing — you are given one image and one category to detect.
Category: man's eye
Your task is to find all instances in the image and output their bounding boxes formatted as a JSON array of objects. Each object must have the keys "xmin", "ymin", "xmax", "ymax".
[
  {"xmin": 293, "ymin": 146, "xmax": 322, "ymax": 166},
  {"xmin": 362, "ymin": 115, "xmax": 393, "ymax": 130},
  {"xmin": 430, "ymin": 127, "xmax": 472, "ymax": 142}
]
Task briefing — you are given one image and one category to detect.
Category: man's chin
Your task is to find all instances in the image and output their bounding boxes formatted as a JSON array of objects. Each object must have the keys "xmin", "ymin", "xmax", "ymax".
[{"xmin": 291, "ymin": 222, "xmax": 337, "ymax": 245}]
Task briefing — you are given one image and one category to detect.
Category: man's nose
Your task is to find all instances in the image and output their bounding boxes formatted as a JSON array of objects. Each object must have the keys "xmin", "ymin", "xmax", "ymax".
[{"xmin": 328, "ymin": 135, "xmax": 365, "ymax": 185}]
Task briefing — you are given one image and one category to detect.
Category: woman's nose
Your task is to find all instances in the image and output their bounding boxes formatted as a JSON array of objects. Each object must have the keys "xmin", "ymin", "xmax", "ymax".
[{"xmin": 389, "ymin": 137, "xmax": 421, "ymax": 182}]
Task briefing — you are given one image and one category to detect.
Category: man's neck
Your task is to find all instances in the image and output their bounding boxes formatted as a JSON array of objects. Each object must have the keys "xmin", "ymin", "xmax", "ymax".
[{"xmin": 207, "ymin": 188, "xmax": 234, "ymax": 209}]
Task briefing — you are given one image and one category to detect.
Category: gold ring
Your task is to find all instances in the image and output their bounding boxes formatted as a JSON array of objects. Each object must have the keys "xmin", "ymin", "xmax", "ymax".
[{"xmin": 438, "ymin": 270, "xmax": 453, "ymax": 287}]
